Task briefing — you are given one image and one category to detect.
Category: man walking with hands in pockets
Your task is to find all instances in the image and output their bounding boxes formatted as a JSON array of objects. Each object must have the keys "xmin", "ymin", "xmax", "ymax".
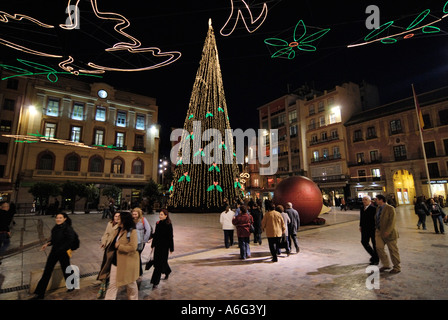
[{"xmin": 374, "ymin": 194, "xmax": 401, "ymax": 274}]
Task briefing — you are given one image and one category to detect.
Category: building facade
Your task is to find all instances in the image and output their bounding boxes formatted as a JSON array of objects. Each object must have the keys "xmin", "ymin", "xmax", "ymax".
[
  {"xmin": 345, "ymin": 86, "xmax": 448, "ymax": 205},
  {"xmin": 0, "ymin": 74, "xmax": 160, "ymax": 212}
]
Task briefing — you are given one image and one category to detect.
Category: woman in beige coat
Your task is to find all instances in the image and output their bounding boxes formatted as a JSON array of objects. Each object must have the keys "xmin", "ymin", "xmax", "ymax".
[{"xmin": 105, "ymin": 211, "xmax": 140, "ymax": 300}]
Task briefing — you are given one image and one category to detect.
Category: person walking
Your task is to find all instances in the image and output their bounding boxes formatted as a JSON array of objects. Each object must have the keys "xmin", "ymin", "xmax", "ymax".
[
  {"xmin": 104, "ymin": 211, "xmax": 140, "ymax": 300},
  {"xmin": 232, "ymin": 205, "xmax": 253, "ymax": 260},
  {"xmin": 32, "ymin": 212, "xmax": 77, "ymax": 299},
  {"xmin": 250, "ymin": 203, "xmax": 263, "ymax": 245},
  {"xmin": 132, "ymin": 207, "xmax": 152, "ymax": 277},
  {"xmin": 428, "ymin": 198, "xmax": 445, "ymax": 234},
  {"xmin": 359, "ymin": 195, "xmax": 379, "ymax": 265},
  {"xmin": 261, "ymin": 200, "xmax": 285, "ymax": 262},
  {"xmin": 150, "ymin": 209, "xmax": 174, "ymax": 289},
  {"xmin": 374, "ymin": 194, "xmax": 401, "ymax": 274},
  {"xmin": 220, "ymin": 206, "xmax": 235, "ymax": 248},
  {"xmin": 0, "ymin": 201, "xmax": 15, "ymax": 265},
  {"xmin": 96, "ymin": 211, "xmax": 120, "ymax": 299},
  {"xmin": 276, "ymin": 205, "xmax": 291, "ymax": 255},
  {"xmin": 285, "ymin": 202, "xmax": 300, "ymax": 253},
  {"xmin": 414, "ymin": 196, "xmax": 429, "ymax": 230}
]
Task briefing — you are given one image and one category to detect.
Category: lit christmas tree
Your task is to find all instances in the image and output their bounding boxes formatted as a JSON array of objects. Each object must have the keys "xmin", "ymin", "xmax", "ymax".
[{"xmin": 168, "ymin": 19, "xmax": 242, "ymax": 212}]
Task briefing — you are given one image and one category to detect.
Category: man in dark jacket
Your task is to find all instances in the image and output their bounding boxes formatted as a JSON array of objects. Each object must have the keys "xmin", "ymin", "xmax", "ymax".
[
  {"xmin": 285, "ymin": 202, "xmax": 300, "ymax": 253},
  {"xmin": 360, "ymin": 195, "xmax": 379, "ymax": 265},
  {"xmin": 0, "ymin": 201, "xmax": 14, "ymax": 265}
]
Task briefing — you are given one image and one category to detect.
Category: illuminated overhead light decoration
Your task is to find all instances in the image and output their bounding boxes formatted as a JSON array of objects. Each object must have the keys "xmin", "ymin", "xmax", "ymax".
[
  {"xmin": 0, "ymin": 0, "xmax": 182, "ymax": 76},
  {"xmin": 348, "ymin": 1, "xmax": 448, "ymax": 48},
  {"xmin": 264, "ymin": 20, "xmax": 330, "ymax": 59},
  {"xmin": 0, "ymin": 59, "xmax": 103, "ymax": 83},
  {"xmin": 220, "ymin": 0, "xmax": 268, "ymax": 36},
  {"xmin": 2, "ymin": 133, "xmax": 97, "ymax": 149}
]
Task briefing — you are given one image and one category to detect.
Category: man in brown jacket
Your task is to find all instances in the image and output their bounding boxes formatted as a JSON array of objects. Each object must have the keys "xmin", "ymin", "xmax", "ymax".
[
  {"xmin": 374, "ymin": 194, "xmax": 401, "ymax": 274},
  {"xmin": 261, "ymin": 200, "xmax": 285, "ymax": 262}
]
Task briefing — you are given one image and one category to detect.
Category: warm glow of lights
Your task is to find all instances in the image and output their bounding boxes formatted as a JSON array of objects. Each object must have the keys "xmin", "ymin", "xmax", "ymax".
[
  {"xmin": 28, "ymin": 105, "xmax": 37, "ymax": 115},
  {"xmin": 220, "ymin": 0, "xmax": 268, "ymax": 37}
]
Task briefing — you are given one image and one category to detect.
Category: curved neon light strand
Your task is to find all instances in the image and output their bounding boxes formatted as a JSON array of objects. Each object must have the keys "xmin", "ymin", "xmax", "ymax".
[{"xmin": 220, "ymin": 0, "xmax": 268, "ymax": 36}]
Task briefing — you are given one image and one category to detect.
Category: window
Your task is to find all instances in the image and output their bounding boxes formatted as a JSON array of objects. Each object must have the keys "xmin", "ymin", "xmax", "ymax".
[
  {"xmin": 356, "ymin": 152, "xmax": 365, "ymax": 164},
  {"xmin": 422, "ymin": 114, "xmax": 432, "ymax": 129},
  {"xmin": 370, "ymin": 150, "xmax": 380, "ymax": 162},
  {"xmin": 367, "ymin": 126, "xmax": 377, "ymax": 139},
  {"xmin": 288, "ymin": 110, "xmax": 297, "ymax": 124},
  {"xmin": 318, "ymin": 101, "xmax": 325, "ymax": 113},
  {"xmin": 132, "ymin": 159, "xmax": 144, "ymax": 174},
  {"xmin": 444, "ymin": 139, "xmax": 448, "ymax": 155},
  {"xmin": 95, "ymin": 107, "xmax": 106, "ymax": 121},
  {"xmin": 439, "ymin": 109, "xmax": 448, "ymax": 126},
  {"xmin": 311, "ymin": 134, "xmax": 318, "ymax": 144},
  {"xmin": 313, "ymin": 151, "xmax": 319, "ymax": 160},
  {"xmin": 322, "ymin": 148, "xmax": 329, "ymax": 158},
  {"xmin": 37, "ymin": 152, "xmax": 54, "ymax": 170},
  {"xmin": 428, "ymin": 163, "xmax": 440, "ymax": 178},
  {"xmin": 6, "ymin": 79, "xmax": 18, "ymax": 90},
  {"xmin": 112, "ymin": 157, "xmax": 124, "ymax": 174},
  {"xmin": 393, "ymin": 145, "xmax": 407, "ymax": 161},
  {"xmin": 70, "ymin": 126, "xmax": 81, "ymax": 142},
  {"xmin": 390, "ymin": 120, "xmax": 402, "ymax": 134},
  {"xmin": 329, "ymin": 112, "xmax": 337, "ymax": 124},
  {"xmin": 309, "ymin": 104, "xmax": 315, "ymax": 116},
  {"xmin": 89, "ymin": 156, "xmax": 103, "ymax": 173},
  {"xmin": 328, "ymin": 97, "xmax": 334, "ymax": 106},
  {"xmin": 371, "ymin": 168, "xmax": 381, "ymax": 180},
  {"xmin": 289, "ymin": 125, "xmax": 298, "ymax": 137},
  {"xmin": 116, "ymin": 132, "xmax": 125, "ymax": 148},
  {"xmin": 358, "ymin": 169, "xmax": 366, "ymax": 182},
  {"xmin": 136, "ymin": 115, "xmax": 145, "ymax": 130},
  {"xmin": 309, "ymin": 119, "xmax": 316, "ymax": 130},
  {"xmin": 72, "ymin": 103, "xmax": 84, "ymax": 120},
  {"xmin": 0, "ymin": 142, "xmax": 8, "ymax": 154},
  {"xmin": 65, "ymin": 154, "xmax": 80, "ymax": 171},
  {"xmin": 0, "ymin": 120, "xmax": 12, "ymax": 132},
  {"xmin": 116, "ymin": 111, "xmax": 127, "ymax": 127},
  {"xmin": 0, "ymin": 165, "xmax": 4, "ymax": 178},
  {"xmin": 353, "ymin": 130, "xmax": 363, "ymax": 142},
  {"xmin": 44, "ymin": 123, "xmax": 56, "ymax": 139},
  {"xmin": 424, "ymin": 141, "xmax": 437, "ymax": 158},
  {"xmin": 319, "ymin": 116, "xmax": 325, "ymax": 127},
  {"xmin": 46, "ymin": 99, "xmax": 59, "ymax": 116},
  {"xmin": 94, "ymin": 129, "xmax": 104, "ymax": 146},
  {"xmin": 333, "ymin": 146, "xmax": 340, "ymax": 158},
  {"xmin": 330, "ymin": 130, "xmax": 338, "ymax": 139},
  {"xmin": 321, "ymin": 132, "xmax": 327, "ymax": 141},
  {"xmin": 134, "ymin": 134, "xmax": 144, "ymax": 151},
  {"xmin": 3, "ymin": 99, "xmax": 15, "ymax": 111}
]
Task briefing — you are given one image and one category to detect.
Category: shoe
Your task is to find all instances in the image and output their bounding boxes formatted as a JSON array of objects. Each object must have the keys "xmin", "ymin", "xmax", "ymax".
[
  {"xmin": 29, "ymin": 294, "xmax": 44, "ymax": 300},
  {"xmin": 162, "ymin": 274, "xmax": 170, "ymax": 280},
  {"xmin": 379, "ymin": 267, "xmax": 390, "ymax": 272},
  {"xmin": 417, "ymin": 225, "xmax": 420, "ymax": 229},
  {"xmin": 389, "ymin": 269, "xmax": 401, "ymax": 274},
  {"xmin": 67, "ymin": 288, "xmax": 75, "ymax": 293},
  {"xmin": 152, "ymin": 285, "xmax": 158, "ymax": 289},
  {"xmin": 271, "ymin": 258, "xmax": 278, "ymax": 262}
]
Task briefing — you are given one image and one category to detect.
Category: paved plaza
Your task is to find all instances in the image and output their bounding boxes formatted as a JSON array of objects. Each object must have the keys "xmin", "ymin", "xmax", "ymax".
[{"xmin": 0, "ymin": 205, "xmax": 447, "ymax": 302}]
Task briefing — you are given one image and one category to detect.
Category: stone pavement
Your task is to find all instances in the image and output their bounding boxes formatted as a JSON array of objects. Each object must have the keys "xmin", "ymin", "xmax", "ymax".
[{"xmin": 0, "ymin": 205, "xmax": 447, "ymax": 302}]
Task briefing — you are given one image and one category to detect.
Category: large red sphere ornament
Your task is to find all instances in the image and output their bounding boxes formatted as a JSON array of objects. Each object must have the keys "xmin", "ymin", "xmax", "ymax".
[{"xmin": 273, "ymin": 176, "xmax": 323, "ymax": 225}]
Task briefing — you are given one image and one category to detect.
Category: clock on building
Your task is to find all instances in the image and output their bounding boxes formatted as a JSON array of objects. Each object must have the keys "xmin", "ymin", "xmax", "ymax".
[{"xmin": 98, "ymin": 89, "xmax": 108, "ymax": 99}]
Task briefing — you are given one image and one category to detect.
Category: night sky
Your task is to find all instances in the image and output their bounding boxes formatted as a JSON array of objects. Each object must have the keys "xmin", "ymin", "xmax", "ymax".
[{"xmin": 1, "ymin": 0, "xmax": 448, "ymax": 157}]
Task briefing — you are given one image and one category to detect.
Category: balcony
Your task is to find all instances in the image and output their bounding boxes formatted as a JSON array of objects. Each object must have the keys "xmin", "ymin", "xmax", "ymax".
[
  {"xmin": 32, "ymin": 170, "xmax": 149, "ymax": 180},
  {"xmin": 311, "ymin": 154, "xmax": 342, "ymax": 163},
  {"xmin": 309, "ymin": 135, "xmax": 339, "ymax": 146},
  {"xmin": 350, "ymin": 175, "xmax": 384, "ymax": 183},
  {"xmin": 312, "ymin": 174, "xmax": 348, "ymax": 183}
]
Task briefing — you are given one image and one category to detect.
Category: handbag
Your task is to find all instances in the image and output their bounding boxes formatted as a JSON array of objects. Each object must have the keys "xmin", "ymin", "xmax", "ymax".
[{"xmin": 144, "ymin": 247, "xmax": 155, "ymax": 270}]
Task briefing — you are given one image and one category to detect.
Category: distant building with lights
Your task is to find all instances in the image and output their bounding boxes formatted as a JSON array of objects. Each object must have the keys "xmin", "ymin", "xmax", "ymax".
[
  {"xmin": 0, "ymin": 72, "xmax": 160, "ymax": 211},
  {"xmin": 345, "ymin": 85, "xmax": 448, "ymax": 205},
  {"xmin": 254, "ymin": 82, "xmax": 379, "ymax": 205}
]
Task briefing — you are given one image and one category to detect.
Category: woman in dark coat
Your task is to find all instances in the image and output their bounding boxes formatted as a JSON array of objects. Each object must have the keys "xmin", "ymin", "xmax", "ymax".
[
  {"xmin": 250, "ymin": 203, "xmax": 263, "ymax": 245},
  {"xmin": 33, "ymin": 212, "xmax": 76, "ymax": 299},
  {"xmin": 150, "ymin": 209, "xmax": 174, "ymax": 289},
  {"xmin": 232, "ymin": 205, "xmax": 253, "ymax": 260},
  {"xmin": 414, "ymin": 196, "xmax": 429, "ymax": 230}
]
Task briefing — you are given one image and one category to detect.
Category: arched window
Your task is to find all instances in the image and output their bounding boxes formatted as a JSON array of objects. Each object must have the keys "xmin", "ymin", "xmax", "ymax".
[
  {"xmin": 89, "ymin": 156, "xmax": 103, "ymax": 173},
  {"xmin": 132, "ymin": 159, "xmax": 144, "ymax": 174},
  {"xmin": 111, "ymin": 157, "xmax": 124, "ymax": 174},
  {"xmin": 37, "ymin": 151, "xmax": 55, "ymax": 170},
  {"xmin": 65, "ymin": 153, "xmax": 80, "ymax": 171}
]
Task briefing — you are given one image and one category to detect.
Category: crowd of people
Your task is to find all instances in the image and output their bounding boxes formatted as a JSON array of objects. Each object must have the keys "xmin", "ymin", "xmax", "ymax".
[{"xmin": 220, "ymin": 199, "xmax": 301, "ymax": 262}]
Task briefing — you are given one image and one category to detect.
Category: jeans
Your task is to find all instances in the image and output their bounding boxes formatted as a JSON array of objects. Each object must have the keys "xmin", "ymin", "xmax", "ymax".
[
  {"xmin": 417, "ymin": 213, "xmax": 427, "ymax": 229},
  {"xmin": 431, "ymin": 215, "xmax": 445, "ymax": 233},
  {"xmin": 34, "ymin": 249, "xmax": 71, "ymax": 297},
  {"xmin": 268, "ymin": 237, "xmax": 281, "ymax": 261},
  {"xmin": 0, "ymin": 233, "xmax": 11, "ymax": 256},
  {"xmin": 238, "ymin": 237, "xmax": 250, "ymax": 259},
  {"xmin": 223, "ymin": 230, "xmax": 234, "ymax": 248}
]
